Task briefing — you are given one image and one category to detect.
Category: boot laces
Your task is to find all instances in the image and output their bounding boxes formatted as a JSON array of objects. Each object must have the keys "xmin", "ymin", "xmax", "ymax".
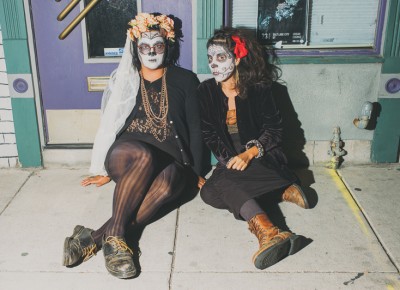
[
  {"xmin": 82, "ymin": 244, "xmax": 97, "ymax": 261},
  {"xmin": 106, "ymin": 236, "xmax": 133, "ymax": 255},
  {"xmin": 250, "ymin": 219, "xmax": 278, "ymax": 245}
]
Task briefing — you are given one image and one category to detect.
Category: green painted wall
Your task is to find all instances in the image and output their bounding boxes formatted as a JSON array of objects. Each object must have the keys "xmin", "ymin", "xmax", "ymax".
[
  {"xmin": 196, "ymin": 0, "xmax": 223, "ymax": 74},
  {"xmin": 371, "ymin": 98, "xmax": 400, "ymax": 162},
  {"xmin": 0, "ymin": 0, "xmax": 42, "ymax": 167},
  {"xmin": 371, "ymin": 0, "xmax": 400, "ymax": 162},
  {"xmin": 11, "ymin": 98, "xmax": 42, "ymax": 167},
  {"xmin": 382, "ymin": 0, "xmax": 400, "ymax": 74},
  {"xmin": 2, "ymin": 40, "xmax": 31, "ymax": 74}
]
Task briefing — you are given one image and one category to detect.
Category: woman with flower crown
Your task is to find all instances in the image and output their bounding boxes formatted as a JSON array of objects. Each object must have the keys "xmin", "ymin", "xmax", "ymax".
[
  {"xmin": 198, "ymin": 27, "xmax": 309, "ymax": 270},
  {"xmin": 62, "ymin": 13, "xmax": 210, "ymax": 279}
]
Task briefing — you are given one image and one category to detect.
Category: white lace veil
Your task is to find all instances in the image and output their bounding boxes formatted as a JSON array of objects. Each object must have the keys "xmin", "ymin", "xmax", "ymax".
[{"xmin": 89, "ymin": 35, "xmax": 140, "ymax": 175}]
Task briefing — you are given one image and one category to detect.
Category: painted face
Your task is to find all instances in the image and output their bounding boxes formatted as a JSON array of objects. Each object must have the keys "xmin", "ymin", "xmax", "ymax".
[
  {"xmin": 207, "ymin": 44, "xmax": 235, "ymax": 82},
  {"xmin": 137, "ymin": 31, "xmax": 166, "ymax": 70}
]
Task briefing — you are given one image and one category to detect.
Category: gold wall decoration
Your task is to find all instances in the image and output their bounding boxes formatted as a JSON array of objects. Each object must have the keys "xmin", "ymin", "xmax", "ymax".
[{"xmin": 56, "ymin": 0, "xmax": 102, "ymax": 40}]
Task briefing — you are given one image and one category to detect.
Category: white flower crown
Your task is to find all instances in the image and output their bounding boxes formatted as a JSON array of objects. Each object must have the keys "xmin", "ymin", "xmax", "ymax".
[{"xmin": 128, "ymin": 13, "xmax": 175, "ymax": 42}]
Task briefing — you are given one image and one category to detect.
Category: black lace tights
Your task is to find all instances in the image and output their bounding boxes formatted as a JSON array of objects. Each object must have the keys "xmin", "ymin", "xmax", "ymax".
[{"xmin": 92, "ymin": 140, "xmax": 185, "ymax": 246}]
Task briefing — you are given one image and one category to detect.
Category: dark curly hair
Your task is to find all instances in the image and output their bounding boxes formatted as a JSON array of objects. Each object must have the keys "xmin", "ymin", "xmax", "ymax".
[
  {"xmin": 130, "ymin": 13, "xmax": 182, "ymax": 70},
  {"xmin": 207, "ymin": 27, "xmax": 281, "ymax": 98}
]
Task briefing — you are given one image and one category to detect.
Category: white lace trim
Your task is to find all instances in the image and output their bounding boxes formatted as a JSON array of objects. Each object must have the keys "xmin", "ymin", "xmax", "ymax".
[{"xmin": 89, "ymin": 35, "xmax": 140, "ymax": 175}]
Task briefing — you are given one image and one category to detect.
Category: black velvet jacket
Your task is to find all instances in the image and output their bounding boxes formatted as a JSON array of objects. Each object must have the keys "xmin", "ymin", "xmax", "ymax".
[
  {"xmin": 117, "ymin": 66, "xmax": 211, "ymax": 177},
  {"xmin": 198, "ymin": 79, "xmax": 294, "ymax": 179}
]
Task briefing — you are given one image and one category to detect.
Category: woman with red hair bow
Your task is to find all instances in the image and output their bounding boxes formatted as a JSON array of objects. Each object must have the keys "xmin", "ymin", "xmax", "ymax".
[{"xmin": 198, "ymin": 27, "xmax": 309, "ymax": 270}]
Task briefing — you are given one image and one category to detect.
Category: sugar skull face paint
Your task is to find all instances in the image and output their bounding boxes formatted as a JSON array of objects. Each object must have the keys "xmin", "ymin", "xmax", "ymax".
[
  {"xmin": 138, "ymin": 31, "xmax": 165, "ymax": 70},
  {"xmin": 207, "ymin": 44, "xmax": 235, "ymax": 82}
]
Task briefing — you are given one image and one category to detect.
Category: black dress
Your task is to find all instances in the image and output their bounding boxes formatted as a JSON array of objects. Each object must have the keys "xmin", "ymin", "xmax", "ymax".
[
  {"xmin": 108, "ymin": 66, "xmax": 211, "ymax": 178},
  {"xmin": 198, "ymin": 79, "xmax": 297, "ymax": 220},
  {"xmin": 105, "ymin": 73, "xmax": 183, "ymax": 176}
]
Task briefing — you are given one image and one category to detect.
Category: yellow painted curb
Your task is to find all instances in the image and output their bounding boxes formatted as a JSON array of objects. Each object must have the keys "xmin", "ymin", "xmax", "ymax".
[{"xmin": 327, "ymin": 169, "xmax": 370, "ymax": 236}]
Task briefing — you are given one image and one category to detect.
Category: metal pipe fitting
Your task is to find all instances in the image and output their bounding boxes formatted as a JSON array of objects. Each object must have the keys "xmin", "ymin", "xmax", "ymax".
[{"xmin": 353, "ymin": 101, "xmax": 373, "ymax": 129}]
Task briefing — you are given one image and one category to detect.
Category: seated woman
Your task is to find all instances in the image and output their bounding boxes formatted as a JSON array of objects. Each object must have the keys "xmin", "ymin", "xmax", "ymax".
[
  {"xmin": 62, "ymin": 13, "xmax": 209, "ymax": 279},
  {"xmin": 198, "ymin": 27, "xmax": 309, "ymax": 270}
]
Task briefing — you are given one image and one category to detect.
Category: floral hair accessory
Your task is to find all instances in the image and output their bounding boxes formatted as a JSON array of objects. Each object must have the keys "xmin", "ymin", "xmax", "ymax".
[
  {"xmin": 128, "ymin": 13, "xmax": 175, "ymax": 42},
  {"xmin": 231, "ymin": 35, "xmax": 248, "ymax": 59}
]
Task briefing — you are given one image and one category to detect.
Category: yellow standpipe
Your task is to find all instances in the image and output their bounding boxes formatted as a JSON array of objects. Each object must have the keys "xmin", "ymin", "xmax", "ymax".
[{"xmin": 58, "ymin": 0, "xmax": 102, "ymax": 40}]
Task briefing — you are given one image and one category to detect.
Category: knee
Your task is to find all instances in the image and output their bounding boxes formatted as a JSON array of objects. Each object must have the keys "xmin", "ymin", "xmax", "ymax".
[
  {"xmin": 117, "ymin": 143, "xmax": 154, "ymax": 166},
  {"xmin": 157, "ymin": 177, "xmax": 174, "ymax": 200},
  {"xmin": 133, "ymin": 144, "xmax": 154, "ymax": 166},
  {"xmin": 199, "ymin": 183, "xmax": 215, "ymax": 206},
  {"xmin": 106, "ymin": 143, "xmax": 154, "ymax": 179},
  {"xmin": 148, "ymin": 172, "xmax": 175, "ymax": 201},
  {"xmin": 155, "ymin": 172, "xmax": 181, "ymax": 201},
  {"xmin": 159, "ymin": 188, "xmax": 173, "ymax": 201}
]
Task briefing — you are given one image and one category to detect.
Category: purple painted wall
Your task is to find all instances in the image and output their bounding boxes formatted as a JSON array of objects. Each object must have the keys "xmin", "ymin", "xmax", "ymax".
[
  {"xmin": 142, "ymin": 0, "xmax": 192, "ymax": 70},
  {"xmin": 31, "ymin": 0, "xmax": 192, "ymax": 110},
  {"xmin": 31, "ymin": 1, "xmax": 116, "ymax": 110}
]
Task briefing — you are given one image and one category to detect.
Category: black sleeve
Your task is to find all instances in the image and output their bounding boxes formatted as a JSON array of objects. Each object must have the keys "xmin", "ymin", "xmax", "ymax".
[
  {"xmin": 255, "ymin": 86, "xmax": 283, "ymax": 153},
  {"xmin": 198, "ymin": 82, "xmax": 233, "ymax": 165}
]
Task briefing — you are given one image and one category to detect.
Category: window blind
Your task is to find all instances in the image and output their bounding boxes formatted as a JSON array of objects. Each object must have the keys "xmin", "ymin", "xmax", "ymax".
[{"xmin": 232, "ymin": 0, "xmax": 258, "ymax": 29}]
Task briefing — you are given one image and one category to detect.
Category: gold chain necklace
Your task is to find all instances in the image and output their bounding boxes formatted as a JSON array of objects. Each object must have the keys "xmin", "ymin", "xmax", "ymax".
[{"xmin": 140, "ymin": 68, "xmax": 169, "ymax": 142}]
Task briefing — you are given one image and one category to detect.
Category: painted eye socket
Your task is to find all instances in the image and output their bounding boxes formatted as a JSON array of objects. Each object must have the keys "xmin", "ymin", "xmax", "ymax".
[
  {"xmin": 207, "ymin": 55, "xmax": 213, "ymax": 64},
  {"xmin": 138, "ymin": 44, "xmax": 151, "ymax": 54},
  {"xmin": 138, "ymin": 42, "xmax": 165, "ymax": 55},
  {"xmin": 216, "ymin": 53, "xmax": 228, "ymax": 62},
  {"xmin": 154, "ymin": 43, "xmax": 165, "ymax": 53}
]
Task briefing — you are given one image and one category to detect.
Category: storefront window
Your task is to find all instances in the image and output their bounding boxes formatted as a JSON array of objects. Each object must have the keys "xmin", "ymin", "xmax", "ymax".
[{"xmin": 231, "ymin": 0, "xmax": 383, "ymax": 50}]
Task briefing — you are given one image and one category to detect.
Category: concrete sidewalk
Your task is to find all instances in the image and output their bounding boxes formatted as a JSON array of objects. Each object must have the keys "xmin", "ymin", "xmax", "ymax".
[{"xmin": 0, "ymin": 165, "xmax": 399, "ymax": 290}]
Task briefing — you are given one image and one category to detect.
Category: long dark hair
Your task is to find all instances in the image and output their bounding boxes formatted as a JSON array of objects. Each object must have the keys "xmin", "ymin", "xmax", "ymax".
[
  {"xmin": 207, "ymin": 27, "xmax": 281, "ymax": 98},
  {"xmin": 130, "ymin": 13, "xmax": 182, "ymax": 70}
]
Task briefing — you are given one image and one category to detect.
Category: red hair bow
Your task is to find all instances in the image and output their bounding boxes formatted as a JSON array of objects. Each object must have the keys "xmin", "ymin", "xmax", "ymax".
[{"xmin": 232, "ymin": 35, "xmax": 248, "ymax": 59}]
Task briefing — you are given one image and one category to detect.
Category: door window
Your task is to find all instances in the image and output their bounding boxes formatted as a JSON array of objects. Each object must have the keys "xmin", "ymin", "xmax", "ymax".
[{"xmin": 82, "ymin": 0, "xmax": 140, "ymax": 63}]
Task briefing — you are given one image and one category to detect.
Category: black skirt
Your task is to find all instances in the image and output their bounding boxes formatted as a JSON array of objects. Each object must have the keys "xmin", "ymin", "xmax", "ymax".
[
  {"xmin": 104, "ymin": 132, "xmax": 197, "ymax": 188},
  {"xmin": 200, "ymin": 133, "xmax": 296, "ymax": 220}
]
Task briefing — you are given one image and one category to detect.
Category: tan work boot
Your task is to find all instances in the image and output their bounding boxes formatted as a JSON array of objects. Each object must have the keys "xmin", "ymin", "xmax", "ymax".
[
  {"xmin": 63, "ymin": 225, "xmax": 97, "ymax": 266},
  {"xmin": 248, "ymin": 214, "xmax": 299, "ymax": 269},
  {"xmin": 282, "ymin": 184, "xmax": 309, "ymax": 209}
]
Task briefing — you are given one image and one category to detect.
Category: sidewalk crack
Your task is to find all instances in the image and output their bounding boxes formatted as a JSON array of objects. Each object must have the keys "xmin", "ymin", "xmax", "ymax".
[
  {"xmin": 0, "ymin": 171, "xmax": 34, "ymax": 215},
  {"xmin": 168, "ymin": 208, "xmax": 180, "ymax": 290}
]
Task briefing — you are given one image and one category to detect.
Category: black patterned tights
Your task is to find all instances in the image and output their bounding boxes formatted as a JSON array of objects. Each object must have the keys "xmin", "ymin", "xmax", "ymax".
[{"xmin": 92, "ymin": 139, "xmax": 185, "ymax": 247}]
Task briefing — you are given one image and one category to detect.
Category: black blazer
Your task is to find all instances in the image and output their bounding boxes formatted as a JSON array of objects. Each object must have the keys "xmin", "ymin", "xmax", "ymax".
[
  {"xmin": 198, "ymin": 78, "xmax": 294, "ymax": 179},
  {"xmin": 118, "ymin": 66, "xmax": 211, "ymax": 177}
]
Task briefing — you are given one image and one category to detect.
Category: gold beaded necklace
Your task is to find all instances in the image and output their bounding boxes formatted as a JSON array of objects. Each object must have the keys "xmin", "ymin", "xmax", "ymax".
[{"xmin": 139, "ymin": 68, "xmax": 169, "ymax": 142}]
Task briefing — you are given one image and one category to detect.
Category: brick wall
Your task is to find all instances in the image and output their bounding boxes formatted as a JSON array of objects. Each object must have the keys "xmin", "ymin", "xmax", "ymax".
[{"xmin": 0, "ymin": 28, "xmax": 18, "ymax": 167}]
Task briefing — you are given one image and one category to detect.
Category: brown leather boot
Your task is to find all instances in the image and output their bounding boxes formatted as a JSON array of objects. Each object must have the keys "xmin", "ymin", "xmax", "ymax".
[
  {"xmin": 63, "ymin": 225, "xmax": 97, "ymax": 267},
  {"xmin": 282, "ymin": 184, "xmax": 309, "ymax": 209},
  {"xmin": 248, "ymin": 214, "xmax": 297, "ymax": 269}
]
